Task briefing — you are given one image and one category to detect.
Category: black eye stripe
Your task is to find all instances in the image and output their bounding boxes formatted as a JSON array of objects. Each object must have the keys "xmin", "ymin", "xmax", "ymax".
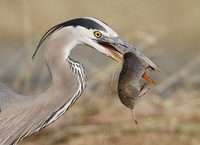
[{"xmin": 69, "ymin": 18, "xmax": 106, "ymax": 31}]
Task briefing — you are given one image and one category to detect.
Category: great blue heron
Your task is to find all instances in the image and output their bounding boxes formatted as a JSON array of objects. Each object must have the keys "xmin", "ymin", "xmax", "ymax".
[{"xmin": 0, "ymin": 17, "xmax": 159, "ymax": 145}]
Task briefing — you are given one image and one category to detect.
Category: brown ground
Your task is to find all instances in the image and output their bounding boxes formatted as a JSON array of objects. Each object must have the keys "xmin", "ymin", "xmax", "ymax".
[{"xmin": 0, "ymin": 1, "xmax": 200, "ymax": 145}]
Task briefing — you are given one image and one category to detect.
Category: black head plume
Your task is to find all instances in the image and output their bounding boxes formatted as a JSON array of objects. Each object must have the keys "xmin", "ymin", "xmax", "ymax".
[{"xmin": 32, "ymin": 17, "xmax": 107, "ymax": 60}]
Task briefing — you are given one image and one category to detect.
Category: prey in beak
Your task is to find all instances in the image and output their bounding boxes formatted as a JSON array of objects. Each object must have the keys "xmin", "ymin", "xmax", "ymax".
[{"xmin": 96, "ymin": 36, "xmax": 160, "ymax": 84}]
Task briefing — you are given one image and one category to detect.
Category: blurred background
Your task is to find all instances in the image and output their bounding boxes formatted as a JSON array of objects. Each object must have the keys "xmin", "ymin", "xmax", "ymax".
[{"xmin": 0, "ymin": 0, "xmax": 200, "ymax": 145}]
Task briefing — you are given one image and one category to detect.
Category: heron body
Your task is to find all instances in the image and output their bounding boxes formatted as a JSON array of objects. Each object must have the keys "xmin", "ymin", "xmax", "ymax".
[{"xmin": 0, "ymin": 17, "xmax": 159, "ymax": 145}]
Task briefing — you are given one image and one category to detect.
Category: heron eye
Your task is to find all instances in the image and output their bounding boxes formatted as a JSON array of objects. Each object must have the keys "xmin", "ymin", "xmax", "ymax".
[{"xmin": 94, "ymin": 31, "xmax": 102, "ymax": 38}]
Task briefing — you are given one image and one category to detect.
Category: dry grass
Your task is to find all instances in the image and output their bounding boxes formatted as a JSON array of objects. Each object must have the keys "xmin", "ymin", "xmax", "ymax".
[{"xmin": 0, "ymin": 0, "xmax": 200, "ymax": 145}]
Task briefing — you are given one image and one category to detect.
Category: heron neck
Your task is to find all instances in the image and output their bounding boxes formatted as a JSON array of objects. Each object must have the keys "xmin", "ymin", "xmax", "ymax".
[
  {"xmin": 45, "ymin": 28, "xmax": 79, "ymax": 94},
  {"xmin": 38, "ymin": 28, "xmax": 86, "ymax": 127}
]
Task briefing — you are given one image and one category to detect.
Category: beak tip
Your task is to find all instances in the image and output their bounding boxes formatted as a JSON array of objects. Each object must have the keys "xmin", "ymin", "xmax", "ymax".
[{"xmin": 155, "ymin": 67, "xmax": 161, "ymax": 72}]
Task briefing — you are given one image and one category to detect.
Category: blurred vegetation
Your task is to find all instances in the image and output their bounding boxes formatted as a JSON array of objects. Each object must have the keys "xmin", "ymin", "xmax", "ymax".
[{"xmin": 0, "ymin": 0, "xmax": 200, "ymax": 145}]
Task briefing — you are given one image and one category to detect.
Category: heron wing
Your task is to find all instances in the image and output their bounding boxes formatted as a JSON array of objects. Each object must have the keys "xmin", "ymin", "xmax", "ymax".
[{"xmin": 0, "ymin": 82, "xmax": 20, "ymax": 111}]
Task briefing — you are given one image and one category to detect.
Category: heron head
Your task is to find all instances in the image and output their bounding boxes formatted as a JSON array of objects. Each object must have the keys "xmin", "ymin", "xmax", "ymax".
[
  {"xmin": 75, "ymin": 17, "xmax": 159, "ymax": 71},
  {"xmin": 74, "ymin": 17, "xmax": 123, "ymax": 63},
  {"xmin": 33, "ymin": 17, "xmax": 159, "ymax": 71}
]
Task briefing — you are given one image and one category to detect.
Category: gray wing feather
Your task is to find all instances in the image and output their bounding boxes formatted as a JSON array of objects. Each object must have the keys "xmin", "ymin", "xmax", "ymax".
[{"xmin": 0, "ymin": 82, "xmax": 27, "ymax": 111}]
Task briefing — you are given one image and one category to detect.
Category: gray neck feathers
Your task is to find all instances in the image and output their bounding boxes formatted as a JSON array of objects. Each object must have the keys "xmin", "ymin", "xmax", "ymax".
[
  {"xmin": 36, "ymin": 27, "xmax": 86, "ymax": 133},
  {"xmin": 41, "ymin": 57, "xmax": 86, "ymax": 129}
]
